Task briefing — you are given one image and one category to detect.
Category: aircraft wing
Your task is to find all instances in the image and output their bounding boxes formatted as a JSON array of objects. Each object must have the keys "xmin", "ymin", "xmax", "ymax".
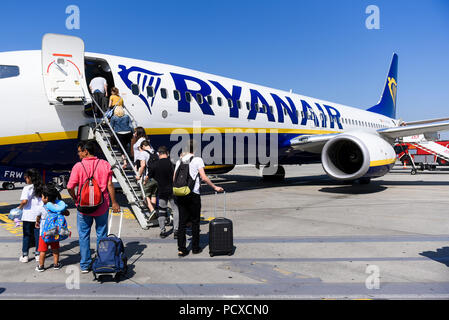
[
  {"xmin": 379, "ymin": 121, "xmax": 449, "ymax": 140},
  {"xmin": 289, "ymin": 120, "xmax": 449, "ymax": 154},
  {"xmin": 288, "ymin": 133, "xmax": 338, "ymax": 153}
]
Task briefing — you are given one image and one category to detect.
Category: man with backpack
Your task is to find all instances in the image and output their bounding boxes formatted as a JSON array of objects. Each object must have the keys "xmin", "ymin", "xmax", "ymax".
[
  {"xmin": 147, "ymin": 146, "xmax": 179, "ymax": 239},
  {"xmin": 137, "ymin": 139, "xmax": 159, "ymax": 218},
  {"xmin": 67, "ymin": 140, "xmax": 120, "ymax": 273},
  {"xmin": 173, "ymin": 140, "xmax": 223, "ymax": 256}
]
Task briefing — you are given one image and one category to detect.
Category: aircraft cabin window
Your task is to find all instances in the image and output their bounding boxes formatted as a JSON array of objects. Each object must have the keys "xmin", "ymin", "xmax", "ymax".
[
  {"xmin": 196, "ymin": 93, "xmax": 203, "ymax": 104},
  {"xmin": 254, "ymin": 103, "xmax": 259, "ymax": 111},
  {"xmin": 161, "ymin": 88, "xmax": 168, "ymax": 99},
  {"xmin": 246, "ymin": 102, "xmax": 250, "ymax": 110},
  {"xmin": 146, "ymin": 86, "xmax": 155, "ymax": 97},
  {"xmin": 283, "ymin": 108, "xmax": 287, "ymax": 116},
  {"xmin": 207, "ymin": 95, "xmax": 213, "ymax": 105},
  {"xmin": 217, "ymin": 97, "xmax": 222, "ymax": 106},
  {"xmin": 173, "ymin": 90, "xmax": 181, "ymax": 101},
  {"xmin": 227, "ymin": 98, "xmax": 233, "ymax": 108},
  {"xmin": 262, "ymin": 104, "xmax": 267, "ymax": 113},
  {"xmin": 185, "ymin": 91, "xmax": 192, "ymax": 102},
  {"xmin": 237, "ymin": 100, "xmax": 242, "ymax": 109},
  {"xmin": 131, "ymin": 84, "xmax": 140, "ymax": 95},
  {"xmin": 0, "ymin": 65, "xmax": 20, "ymax": 79}
]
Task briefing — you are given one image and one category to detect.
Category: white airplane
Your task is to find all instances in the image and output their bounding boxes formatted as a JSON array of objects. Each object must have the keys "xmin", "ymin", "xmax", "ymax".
[{"xmin": 0, "ymin": 33, "xmax": 448, "ymax": 186}]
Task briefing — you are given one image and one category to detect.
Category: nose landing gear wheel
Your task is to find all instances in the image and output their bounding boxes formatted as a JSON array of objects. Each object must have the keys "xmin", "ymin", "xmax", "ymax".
[{"xmin": 2, "ymin": 182, "xmax": 14, "ymax": 190}]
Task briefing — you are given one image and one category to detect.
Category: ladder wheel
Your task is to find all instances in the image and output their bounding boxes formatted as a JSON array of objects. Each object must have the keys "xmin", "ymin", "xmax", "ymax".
[{"xmin": 411, "ymin": 169, "xmax": 416, "ymax": 175}]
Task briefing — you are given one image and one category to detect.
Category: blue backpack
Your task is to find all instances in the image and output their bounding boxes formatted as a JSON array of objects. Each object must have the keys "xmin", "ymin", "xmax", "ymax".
[
  {"xmin": 41, "ymin": 200, "xmax": 71, "ymax": 244},
  {"xmin": 92, "ymin": 235, "xmax": 127, "ymax": 281},
  {"xmin": 92, "ymin": 211, "xmax": 127, "ymax": 280}
]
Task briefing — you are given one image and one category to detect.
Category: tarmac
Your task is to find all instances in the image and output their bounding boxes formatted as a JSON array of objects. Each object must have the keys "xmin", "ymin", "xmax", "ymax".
[{"xmin": 0, "ymin": 163, "xmax": 449, "ymax": 300}]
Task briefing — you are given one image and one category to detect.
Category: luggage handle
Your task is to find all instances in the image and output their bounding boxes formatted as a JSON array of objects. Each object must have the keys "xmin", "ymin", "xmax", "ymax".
[
  {"xmin": 214, "ymin": 191, "xmax": 226, "ymax": 218},
  {"xmin": 108, "ymin": 209, "xmax": 124, "ymax": 238}
]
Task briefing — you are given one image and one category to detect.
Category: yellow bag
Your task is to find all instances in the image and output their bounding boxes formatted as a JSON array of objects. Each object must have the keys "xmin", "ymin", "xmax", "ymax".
[{"xmin": 173, "ymin": 186, "xmax": 191, "ymax": 197}]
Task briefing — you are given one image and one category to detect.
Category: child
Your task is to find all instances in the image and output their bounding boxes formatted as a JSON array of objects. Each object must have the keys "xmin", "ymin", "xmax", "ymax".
[
  {"xmin": 18, "ymin": 168, "xmax": 44, "ymax": 263},
  {"xmin": 35, "ymin": 185, "xmax": 70, "ymax": 272}
]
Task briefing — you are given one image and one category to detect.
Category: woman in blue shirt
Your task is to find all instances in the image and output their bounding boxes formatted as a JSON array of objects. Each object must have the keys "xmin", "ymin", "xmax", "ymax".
[{"xmin": 110, "ymin": 106, "xmax": 134, "ymax": 169}]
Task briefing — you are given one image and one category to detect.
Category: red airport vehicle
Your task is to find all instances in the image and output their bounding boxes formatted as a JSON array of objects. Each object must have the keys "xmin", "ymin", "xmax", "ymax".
[{"xmin": 394, "ymin": 140, "xmax": 449, "ymax": 174}]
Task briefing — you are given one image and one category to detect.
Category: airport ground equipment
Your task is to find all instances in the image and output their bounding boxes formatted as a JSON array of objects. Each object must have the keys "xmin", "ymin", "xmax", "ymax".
[
  {"xmin": 84, "ymin": 97, "xmax": 154, "ymax": 229},
  {"xmin": 209, "ymin": 191, "xmax": 234, "ymax": 257},
  {"xmin": 395, "ymin": 135, "xmax": 449, "ymax": 174}
]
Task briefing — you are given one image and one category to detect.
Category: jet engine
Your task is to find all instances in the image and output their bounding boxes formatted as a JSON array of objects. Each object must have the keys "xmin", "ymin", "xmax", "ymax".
[{"xmin": 321, "ymin": 132, "xmax": 396, "ymax": 181}]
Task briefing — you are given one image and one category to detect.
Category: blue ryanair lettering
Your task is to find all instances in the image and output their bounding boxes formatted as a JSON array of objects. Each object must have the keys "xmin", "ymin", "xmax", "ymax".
[
  {"xmin": 315, "ymin": 103, "xmax": 327, "ymax": 128},
  {"xmin": 209, "ymin": 81, "xmax": 241, "ymax": 118},
  {"xmin": 170, "ymin": 73, "xmax": 214, "ymax": 115},
  {"xmin": 324, "ymin": 104, "xmax": 343, "ymax": 129},
  {"xmin": 248, "ymin": 89, "xmax": 275, "ymax": 122},
  {"xmin": 271, "ymin": 94, "xmax": 298, "ymax": 124},
  {"xmin": 300, "ymin": 100, "xmax": 319, "ymax": 127}
]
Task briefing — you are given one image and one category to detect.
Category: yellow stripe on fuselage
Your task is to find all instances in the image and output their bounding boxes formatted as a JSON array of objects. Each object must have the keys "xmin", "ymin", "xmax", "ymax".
[
  {"xmin": 369, "ymin": 158, "xmax": 396, "ymax": 167},
  {"xmin": 0, "ymin": 127, "xmax": 341, "ymax": 146},
  {"xmin": 0, "ymin": 131, "xmax": 79, "ymax": 146}
]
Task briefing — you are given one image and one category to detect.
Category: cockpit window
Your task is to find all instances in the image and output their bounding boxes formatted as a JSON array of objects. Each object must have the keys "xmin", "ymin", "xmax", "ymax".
[{"xmin": 0, "ymin": 65, "xmax": 20, "ymax": 79}]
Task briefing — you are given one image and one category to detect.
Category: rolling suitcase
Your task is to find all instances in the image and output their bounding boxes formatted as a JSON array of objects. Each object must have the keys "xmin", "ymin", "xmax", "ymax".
[
  {"xmin": 209, "ymin": 191, "xmax": 233, "ymax": 257},
  {"xmin": 92, "ymin": 210, "xmax": 128, "ymax": 282}
]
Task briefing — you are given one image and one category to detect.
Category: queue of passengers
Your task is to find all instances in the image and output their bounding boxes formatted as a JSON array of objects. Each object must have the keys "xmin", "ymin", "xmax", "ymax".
[
  {"xmin": 16, "ymin": 84, "xmax": 224, "ymax": 273},
  {"xmin": 105, "ymin": 88, "xmax": 225, "ymax": 255}
]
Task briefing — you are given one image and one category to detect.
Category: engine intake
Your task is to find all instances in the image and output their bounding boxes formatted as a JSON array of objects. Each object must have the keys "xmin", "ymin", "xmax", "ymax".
[{"xmin": 321, "ymin": 132, "xmax": 395, "ymax": 181}]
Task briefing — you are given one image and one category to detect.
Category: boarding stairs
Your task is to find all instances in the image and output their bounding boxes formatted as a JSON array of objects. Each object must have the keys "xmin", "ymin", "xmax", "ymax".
[
  {"xmin": 409, "ymin": 140, "xmax": 449, "ymax": 163},
  {"xmin": 87, "ymin": 98, "xmax": 154, "ymax": 229}
]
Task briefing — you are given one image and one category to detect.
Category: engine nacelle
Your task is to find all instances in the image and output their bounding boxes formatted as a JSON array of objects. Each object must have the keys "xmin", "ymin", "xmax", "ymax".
[{"xmin": 321, "ymin": 132, "xmax": 396, "ymax": 181}]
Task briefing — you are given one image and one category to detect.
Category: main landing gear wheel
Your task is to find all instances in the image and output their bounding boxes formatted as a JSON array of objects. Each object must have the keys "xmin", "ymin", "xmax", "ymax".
[{"xmin": 358, "ymin": 177, "xmax": 371, "ymax": 185}]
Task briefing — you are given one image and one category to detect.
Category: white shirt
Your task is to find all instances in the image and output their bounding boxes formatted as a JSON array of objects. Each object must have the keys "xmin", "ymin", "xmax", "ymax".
[
  {"xmin": 20, "ymin": 185, "xmax": 44, "ymax": 222},
  {"xmin": 175, "ymin": 154, "xmax": 205, "ymax": 195},
  {"xmin": 133, "ymin": 137, "xmax": 146, "ymax": 162},
  {"xmin": 89, "ymin": 77, "xmax": 107, "ymax": 93},
  {"xmin": 36, "ymin": 206, "xmax": 48, "ymax": 236}
]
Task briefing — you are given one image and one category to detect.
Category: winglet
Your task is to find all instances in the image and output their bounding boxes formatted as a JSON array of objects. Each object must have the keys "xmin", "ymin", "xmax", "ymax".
[{"xmin": 367, "ymin": 53, "xmax": 398, "ymax": 119}]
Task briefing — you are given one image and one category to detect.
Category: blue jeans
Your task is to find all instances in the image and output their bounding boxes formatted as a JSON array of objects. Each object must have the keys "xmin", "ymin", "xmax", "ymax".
[
  {"xmin": 22, "ymin": 221, "xmax": 39, "ymax": 257},
  {"xmin": 77, "ymin": 210, "xmax": 109, "ymax": 270}
]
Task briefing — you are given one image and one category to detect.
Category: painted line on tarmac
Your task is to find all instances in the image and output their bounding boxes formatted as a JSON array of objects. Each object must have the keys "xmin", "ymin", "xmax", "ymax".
[
  {"xmin": 1, "ymin": 281, "xmax": 449, "ymax": 299},
  {"xmin": 1, "ymin": 234, "xmax": 449, "ymax": 243},
  {"xmin": 1, "ymin": 256, "xmax": 447, "ymax": 263}
]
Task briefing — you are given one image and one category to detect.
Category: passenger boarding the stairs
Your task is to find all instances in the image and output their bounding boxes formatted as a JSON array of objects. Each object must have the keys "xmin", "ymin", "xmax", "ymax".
[
  {"xmin": 137, "ymin": 139, "xmax": 159, "ymax": 219},
  {"xmin": 109, "ymin": 105, "xmax": 134, "ymax": 169},
  {"xmin": 147, "ymin": 146, "xmax": 179, "ymax": 239}
]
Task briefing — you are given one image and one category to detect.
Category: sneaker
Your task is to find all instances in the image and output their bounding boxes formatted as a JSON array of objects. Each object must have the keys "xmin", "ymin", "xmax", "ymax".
[
  {"xmin": 53, "ymin": 263, "xmax": 63, "ymax": 270},
  {"xmin": 160, "ymin": 230, "xmax": 169, "ymax": 239},
  {"xmin": 81, "ymin": 269, "xmax": 90, "ymax": 274},
  {"xmin": 178, "ymin": 249, "xmax": 189, "ymax": 257},
  {"xmin": 35, "ymin": 265, "xmax": 45, "ymax": 272},
  {"xmin": 19, "ymin": 255, "xmax": 28, "ymax": 263}
]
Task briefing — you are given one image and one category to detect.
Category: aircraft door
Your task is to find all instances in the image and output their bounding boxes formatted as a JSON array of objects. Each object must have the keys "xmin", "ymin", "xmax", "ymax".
[{"xmin": 42, "ymin": 33, "xmax": 92, "ymax": 105}]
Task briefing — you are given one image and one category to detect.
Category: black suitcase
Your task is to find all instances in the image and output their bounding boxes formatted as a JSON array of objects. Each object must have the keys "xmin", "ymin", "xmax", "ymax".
[{"xmin": 209, "ymin": 192, "xmax": 233, "ymax": 257}]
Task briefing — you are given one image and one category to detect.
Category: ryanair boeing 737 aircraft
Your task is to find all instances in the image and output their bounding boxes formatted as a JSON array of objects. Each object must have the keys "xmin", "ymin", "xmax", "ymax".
[{"xmin": 0, "ymin": 34, "xmax": 448, "ymax": 186}]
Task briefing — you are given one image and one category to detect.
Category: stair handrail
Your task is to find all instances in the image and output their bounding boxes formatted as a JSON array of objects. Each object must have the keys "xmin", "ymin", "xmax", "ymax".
[{"xmin": 90, "ymin": 96, "xmax": 147, "ymax": 206}]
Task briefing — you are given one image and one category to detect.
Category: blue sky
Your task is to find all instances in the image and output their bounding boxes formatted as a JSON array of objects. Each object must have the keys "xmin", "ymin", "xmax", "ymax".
[{"xmin": 1, "ymin": 0, "xmax": 449, "ymax": 127}]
